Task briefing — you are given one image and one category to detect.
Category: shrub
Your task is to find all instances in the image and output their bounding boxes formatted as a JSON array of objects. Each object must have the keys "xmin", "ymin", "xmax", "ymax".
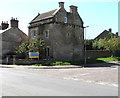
[
  {"xmin": 32, "ymin": 61, "xmax": 71, "ymax": 66},
  {"xmin": 32, "ymin": 64, "xmax": 42, "ymax": 66},
  {"xmin": 62, "ymin": 62, "xmax": 71, "ymax": 65},
  {"xmin": 42, "ymin": 62, "xmax": 52, "ymax": 66},
  {"xmin": 52, "ymin": 61, "xmax": 71, "ymax": 66}
]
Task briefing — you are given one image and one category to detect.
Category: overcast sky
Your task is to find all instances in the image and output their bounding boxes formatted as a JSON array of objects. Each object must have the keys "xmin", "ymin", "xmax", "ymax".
[{"xmin": 0, "ymin": 0, "xmax": 119, "ymax": 39}]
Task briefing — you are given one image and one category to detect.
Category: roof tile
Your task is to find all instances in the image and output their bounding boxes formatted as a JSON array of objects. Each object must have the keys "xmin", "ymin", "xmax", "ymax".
[{"xmin": 32, "ymin": 9, "xmax": 57, "ymax": 23}]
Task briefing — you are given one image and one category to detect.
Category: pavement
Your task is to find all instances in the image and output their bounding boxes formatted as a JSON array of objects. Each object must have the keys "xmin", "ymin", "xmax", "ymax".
[
  {"xmin": 0, "ymin": 61, "xmax": 120, "ymax": 69},
  {"xmin": 0, "ymin": 64, "xmax": 83, "ymax": 69}
]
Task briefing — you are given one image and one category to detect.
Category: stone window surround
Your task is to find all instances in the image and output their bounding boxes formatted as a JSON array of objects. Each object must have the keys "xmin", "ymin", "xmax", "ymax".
[
  {"xmin": 31, "ymin": 30, "xmax": 37, "ymax": 38},
  {"xmin": 44, "ymin": 30, "xmax": 49, "ymax": 39}
]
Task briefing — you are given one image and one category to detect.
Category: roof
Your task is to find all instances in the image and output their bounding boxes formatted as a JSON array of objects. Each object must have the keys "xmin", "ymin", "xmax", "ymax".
[
  {"xmin": 0, "ymin": 28, "xmax": 10, "ymax": 34},
  {"xmin": 94, "ymin": 30, "xmax": 118, "ymax": 40},
  {"xmin": 31, "ymin": 8, "xmax": 60, "ymax": 23},
  {"xmin": 0, "ymin": 27, "xmax": 28, "ymax": 42}
]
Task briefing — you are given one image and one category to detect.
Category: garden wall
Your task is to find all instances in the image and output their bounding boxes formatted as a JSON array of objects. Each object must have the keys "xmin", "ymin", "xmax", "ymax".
[
  {"xmin": 86, "ymin": 50, "xmax": 112, "ymax": 59},
  {"xmin": 1, "ymin": 50, "xmax": 113, "ymax": 65}
]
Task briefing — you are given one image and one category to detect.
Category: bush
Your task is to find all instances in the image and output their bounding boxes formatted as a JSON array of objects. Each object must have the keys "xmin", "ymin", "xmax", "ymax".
[
  {"xmin": 62, "ymin": 62, "xmax": 71, "ymax": 65},
  {"xmin": 32, "ymin": 64, "xmax": 42, "ymax": 66},
  {"xmin": 41, "ymin": 62, "xmax": 52, "ymax": 66},
  {"xmin": 52, "ymin": 62, "xmax": 71, "ymax": 66},
  {"xmin": 32, "ymin": 61, "xmax": 71, "ymax": 66}
]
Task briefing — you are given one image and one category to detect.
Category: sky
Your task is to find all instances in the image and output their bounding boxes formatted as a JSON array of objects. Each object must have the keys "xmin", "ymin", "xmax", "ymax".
[{"xmin": 0, "ymin": 0, "xmax": 119, "ymax": 39}]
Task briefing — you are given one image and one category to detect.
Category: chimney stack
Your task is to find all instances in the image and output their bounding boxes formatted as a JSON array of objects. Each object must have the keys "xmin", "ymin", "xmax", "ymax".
[
  {"xmin": 1, "ymin": 21, "xmax": 9, "ymax": 30},
  {"xmin": 59, "ymin": 2, "xmax": 64, "ymax": 8},
  {"xmin": 70, "ymin": 5, "xmax": 78, "ymax": 13},
  {"xmin": 10, "ymin": 17, "xmax": 19, "ymax": 28},
  {"xmin": 116, "ymin": 32, "xmax": 118, "ymax": 36},
  {"xmin": 109, "ymin": 28, "xmax": 112, "ymax": 32}
]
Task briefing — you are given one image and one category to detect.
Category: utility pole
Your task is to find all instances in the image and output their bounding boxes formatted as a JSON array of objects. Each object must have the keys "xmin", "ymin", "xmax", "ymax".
[{"xmin": 84, "ymin": 26, "xmax": 89, "ymax": 64}]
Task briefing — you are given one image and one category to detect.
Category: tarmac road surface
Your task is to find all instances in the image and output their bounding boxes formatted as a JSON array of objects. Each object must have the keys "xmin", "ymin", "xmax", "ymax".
[{"xmin": 1, "ymin": 68, "xmax": 118, "ymax": 96}]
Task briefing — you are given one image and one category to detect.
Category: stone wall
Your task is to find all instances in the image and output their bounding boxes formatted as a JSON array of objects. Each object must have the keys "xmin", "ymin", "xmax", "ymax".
[
  {"xmin": 29, "ymin": 22, "xmax": 84, "ymax": 61},
  {"xmin": 2, "ymin": 40, "xmax": 20, "ymax": 57},
  {"xmin": 49, "ymin": 23, "xmax": 84, "ymax": 61},
  {"xmin": 86, "ymin": 50, "xmax": 111, "ymax": 59}
]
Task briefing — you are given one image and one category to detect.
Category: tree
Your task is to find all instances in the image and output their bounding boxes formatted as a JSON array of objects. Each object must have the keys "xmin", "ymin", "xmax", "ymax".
[
  {"xmin": 92, "ymin": 37, "xmax": 120, "ymax": 56},
  {"xmin": 16, "ymin": 41, "xmax": 29, "ymax": 58},
  {"xmin": 28, "ymin": 39, "xmax": 45, "ymax": 58},
  {"xmin": 84, "ymin": 39, "xmax": 94, "ymax": 50},
  {"xmin": 28, "ymin": 39, "xmax": 45, "ymax": 52},
  {"xmin": 104, "ymin": 37, "xmax": 120, "ymax": 56},
  {"xmin": 16, "ymin": 39, "xmax": 45, "ymax": 59},
  {"xmin": 92, "ymin": 39, "xmax": 105, "ymax": 50},
  {"xmin": 105, "ymin": 33, "xmax": 113, "ymax": 40}
]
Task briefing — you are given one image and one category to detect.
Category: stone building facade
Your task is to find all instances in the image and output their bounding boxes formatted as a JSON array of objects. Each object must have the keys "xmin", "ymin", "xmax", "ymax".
[
  {"xmin": 29, "ymin": 2, "xmax": 84, "ymax": 61},
  {"xmin": 0, "ymin": 18, "xmax": 28, "ymax": 59}
]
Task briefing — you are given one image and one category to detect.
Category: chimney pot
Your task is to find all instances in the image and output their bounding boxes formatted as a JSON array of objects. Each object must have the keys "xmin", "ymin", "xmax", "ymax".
[
  {"xmin": 109, "ymin": 28, "xmax": 112, "ymax": 32},
  {"xmin": 116, "ymin": 32, "xmax": 118, "ymax": 36}
]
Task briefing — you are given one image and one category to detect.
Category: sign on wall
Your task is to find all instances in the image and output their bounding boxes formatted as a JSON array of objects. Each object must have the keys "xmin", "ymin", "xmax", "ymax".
[{"xmin": 28, "ymin": 52, "xmax": 39, "ymax": 58}]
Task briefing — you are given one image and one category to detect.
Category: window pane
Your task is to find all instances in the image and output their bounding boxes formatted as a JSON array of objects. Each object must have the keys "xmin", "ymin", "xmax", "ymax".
[
  {"xmin": 64, "ymin": 17, "xmax": 67, "ymax": 23},
  {"xmin": 33, "ymin": 30, "xmax": 36, "ymax": 37},
  {"xmin": 45, "ymin": 31, "xmax": 49, "ymax": 38}
]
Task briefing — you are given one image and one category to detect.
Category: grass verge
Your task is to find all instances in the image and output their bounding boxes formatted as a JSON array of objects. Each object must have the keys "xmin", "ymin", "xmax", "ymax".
[{"xmin": 32, "ymin": 57, "xmax": 120, "ymax": 66}]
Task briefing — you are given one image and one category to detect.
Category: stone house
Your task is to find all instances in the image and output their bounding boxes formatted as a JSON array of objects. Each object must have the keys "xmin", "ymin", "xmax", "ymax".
[
  {"xmin": 94, "ymin": 28, "xmax": 119, "ymax": 40},
  {"xmin": 0, "ymin": 18, "xmax": 28, "ymax": 59},
  {"xmin": 29, "ymin": 2, "xmax": 84, "ymax": 61}
]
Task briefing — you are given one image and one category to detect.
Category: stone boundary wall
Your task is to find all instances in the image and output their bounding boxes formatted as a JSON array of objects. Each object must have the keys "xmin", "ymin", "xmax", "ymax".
[
  {"xmin": 1, "ymin": 50, "xmax": 113, "ymax": 65},
  {"xmin": 1, "ymin": 59, "xmax": 53, "ymax": 65},
  {"xmin": 86, "ymin": 50, "xmax": 111, "ymax": 59}
]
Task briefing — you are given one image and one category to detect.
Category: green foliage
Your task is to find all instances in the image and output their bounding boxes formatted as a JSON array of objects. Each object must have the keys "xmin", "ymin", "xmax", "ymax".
[
  {"xmin": 32, "ymin": 57, "xmax": 120, "ymax": 66},
  {"xmin": 105, "ymin": 33, "xmax": 114, "ymax": 40},
  {"xmin": 92, "ymin": 40, "xmax": 99, "ymax": 50},
  {"xmin": 42, "ymin": 62, "xmax": 53, "ymax": 66},
  {"xmin": 32, "ymin": 61, "xmax": 71, "ymax": 66},
  {"xmin": 16, "ymin": 41, "xmax": 29, "ymax": 56},
  {"xmin": 52, "ymin": 62, "xmax": 71, "ymax": 65},
  {"xmin": 28, "ymin": 39, "xmax": 45, "ymax": 52},
  {"xmin": 104, "ymin": 37, "xmax": 120, "ymax": 53},
  {"xmin": 84, "ymin": 39, "xmax": 94, "ymax": 50},
  {"xmin": 16, "ymin": 39, "xmax": 45, "ymax": 58},
  {"xmin": 92, "ymin": 39, "xmax": 105, "ymax": 50},
  {"xmin": 72, "ymin": 57, "xmax": 120, "ymax": 65},
  {"xmin": 32, "ymin": 64, "xmax": 42, "ymax": 66},
  {"xmin": 93, "ymin": 36, "xmax": 120, "ymax": 56},
  {"xmin": 97, "ymin": 57, "xmax": 120, "ymax": 62}
]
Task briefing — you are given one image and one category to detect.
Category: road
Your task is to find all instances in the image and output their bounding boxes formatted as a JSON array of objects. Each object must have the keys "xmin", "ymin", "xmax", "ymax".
[{"xmin": 1, "ymin": 68, "xmax": 118, "ymax": 96}]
